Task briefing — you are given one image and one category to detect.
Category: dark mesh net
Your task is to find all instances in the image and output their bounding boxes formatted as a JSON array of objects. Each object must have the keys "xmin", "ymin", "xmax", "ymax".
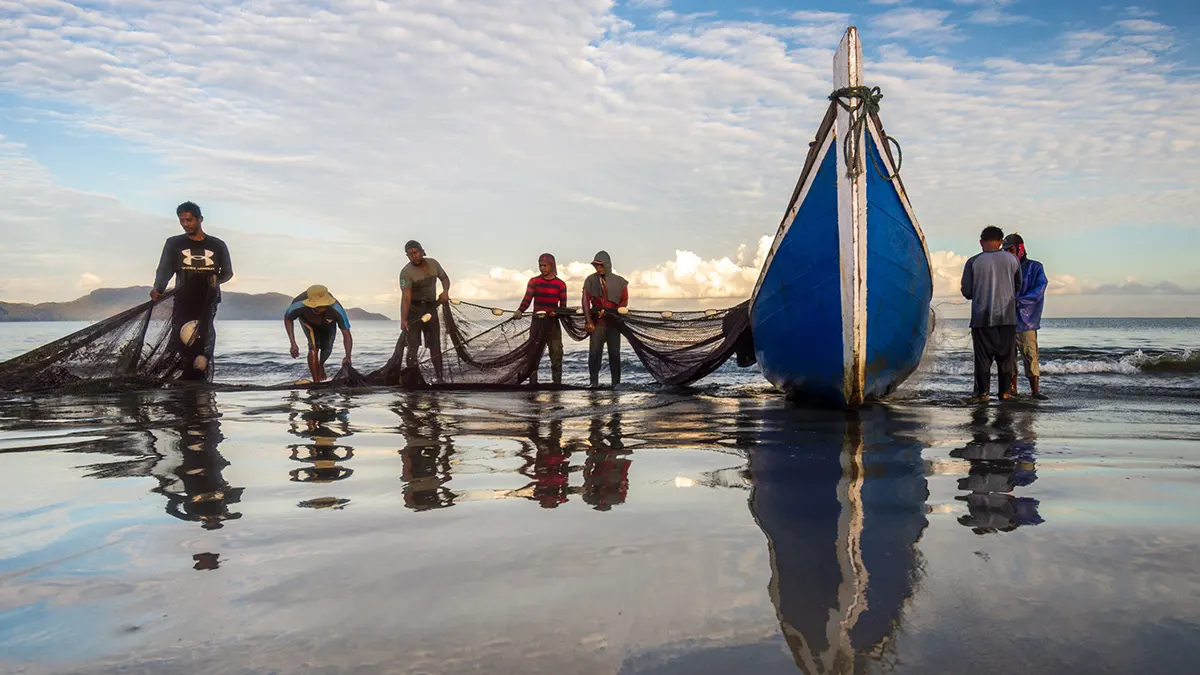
[
  {"xmin": 354, "ymin": 300, "xmax": 755, "ymax": 389},
  {"xmin": 0, "ymin": 288, "xmax": 218, "ymax": 393},
  {"xmin": 1, "ymin": 296, "xmax": 755, "ymax": 393}
]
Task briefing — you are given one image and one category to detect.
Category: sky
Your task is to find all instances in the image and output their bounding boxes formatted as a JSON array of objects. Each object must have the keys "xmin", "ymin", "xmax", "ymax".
[{"xmin": 1, "ymin": 0, "xmax": 1198, "ymax": 317}]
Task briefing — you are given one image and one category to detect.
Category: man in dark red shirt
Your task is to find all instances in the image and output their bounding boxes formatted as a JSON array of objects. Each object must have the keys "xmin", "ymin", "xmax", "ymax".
[
  {"xmin": 582, "ymin": 250, "xmax": 629, "ymax": 388},
  {"xmin": 516, "ymin": 253, "xmax": 568, "ymax": 385}
]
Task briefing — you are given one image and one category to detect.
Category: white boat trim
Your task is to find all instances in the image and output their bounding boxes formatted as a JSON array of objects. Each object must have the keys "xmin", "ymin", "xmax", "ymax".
[{"xmin": 834, "ymin": 26, "xmax": 867, "ymax": 407}]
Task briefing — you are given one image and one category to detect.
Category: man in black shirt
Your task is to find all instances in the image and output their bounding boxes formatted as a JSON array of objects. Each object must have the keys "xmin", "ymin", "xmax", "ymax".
[{"xmin": 151, "ymin": 201, "xmax": 233, "ymax": 380}]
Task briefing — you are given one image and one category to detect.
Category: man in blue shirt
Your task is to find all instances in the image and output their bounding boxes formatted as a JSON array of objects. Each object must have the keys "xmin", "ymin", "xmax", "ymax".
[
  {"xmin": 284, "ymin": 285, "xmax": 353, "ymax": 383},
  {"xmin": 1003, "ymin": 234, "xmax": 1049, "ymax": 400}
]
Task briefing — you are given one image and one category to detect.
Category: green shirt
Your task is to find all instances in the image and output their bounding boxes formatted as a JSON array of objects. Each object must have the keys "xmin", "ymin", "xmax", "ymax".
[{"xmin": 399, "ymin": 258, "xmax": 447, "ymax": 305}]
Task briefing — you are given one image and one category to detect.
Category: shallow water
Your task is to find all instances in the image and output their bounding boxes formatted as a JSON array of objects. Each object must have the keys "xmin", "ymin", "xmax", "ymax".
[{"xmin": 2, "ymin": 382, "xmax": 1199, "ymax": 674}]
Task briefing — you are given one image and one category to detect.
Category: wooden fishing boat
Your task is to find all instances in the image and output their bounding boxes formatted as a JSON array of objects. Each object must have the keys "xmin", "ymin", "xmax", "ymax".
[{"xmin": 750, "ymin": 27, "xmax": 933, "ymax": 407}]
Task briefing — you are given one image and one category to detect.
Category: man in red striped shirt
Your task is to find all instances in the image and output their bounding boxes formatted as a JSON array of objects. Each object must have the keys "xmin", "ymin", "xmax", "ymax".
[{"xmin": 516, "ymin": 253, "xmax": 568, "ymax": 385}]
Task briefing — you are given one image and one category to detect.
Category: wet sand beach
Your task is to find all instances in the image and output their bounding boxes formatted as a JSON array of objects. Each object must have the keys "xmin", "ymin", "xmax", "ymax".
[{"xmin": 2, "ymin": 379, "xmax": 1199, "ymax": 674}]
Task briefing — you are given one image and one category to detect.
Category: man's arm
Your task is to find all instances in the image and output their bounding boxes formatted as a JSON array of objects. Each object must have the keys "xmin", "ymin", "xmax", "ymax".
[
  {"xmin": 618, "ymin": 286, "xmax": 629, "ymax": 308},
  {"xmin": 217, "ymin": 239, "xmax": 234, "ymax": 285},
  {"xmin": 437, "ymin": 265, "xmax": 451, "ymax": 304},
  {"xmin": 401, "ymin": 286, "xmax": 412, "ymax": 332},
  {"xmin": 341, "ymin": 328, "xmax": 353, "ymax": 364},
  {"xmin": 151, "ymin": 241, "xmax": 173, "ymax": 300},
  {"xmin": 284, "ymin": 319, "xmax": 299, "ymax": 358},
  {"xmin": 283, "ymin": 302, "xmax": 303, "ymax": 358},
  {"xmin": 1027, "ymin": 263, "xmax": 1048, "ymax": 300},
  {"xmin": 960, "ymin": 258, "xmax": 974, "ymax": 300},
  {"xmin": 582, "ymin": 288, "xmax": 594, "ymax": 332},
  {"xmin": 557, "ymin": 280, "xmax": 567, "ymax": 312},
  {"xmin": 517, "ymin": 280, "xmax": 535, "ymax": 313}
]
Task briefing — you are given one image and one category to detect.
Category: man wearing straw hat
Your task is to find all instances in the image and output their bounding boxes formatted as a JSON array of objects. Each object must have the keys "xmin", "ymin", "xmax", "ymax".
[{"xmin": 283, "ymin": 285, "xmax": 354, "ymax": 383}]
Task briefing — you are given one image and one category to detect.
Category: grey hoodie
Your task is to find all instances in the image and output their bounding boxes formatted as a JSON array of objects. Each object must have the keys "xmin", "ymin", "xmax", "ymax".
[
  {"xmin": 960, "ymin": 250, "xmax": 1021, "ymax": 328},
  {"xmin": 583, "ymin": 250, "xmax": 629, "ymax": 304}
]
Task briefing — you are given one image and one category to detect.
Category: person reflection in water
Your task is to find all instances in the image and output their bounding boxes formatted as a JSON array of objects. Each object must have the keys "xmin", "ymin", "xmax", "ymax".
[
  {"xmin": 288, "ymin": 400, "xmax": 355, "ymax": 485},
  {"xmin": 748, "ymin": 407, "xmax": 929, "ymax": 673},
  {"xmin": 951, "ymin": 407, "xmax": 1045, "ymax": 534},
  {"xmin": 152, "ymin": 389, "xmax": 243, "ymax": 531},
  {"xmin": 582, "ymin": 412, "xmax": 630, "ymax": 511},
  {"xmin": 518, "ymin": 419, "xmax": 572, "ymax": 508},
  {"xmin": 397, "ymin": 397, "xmax": 456, "ymax": 511}
]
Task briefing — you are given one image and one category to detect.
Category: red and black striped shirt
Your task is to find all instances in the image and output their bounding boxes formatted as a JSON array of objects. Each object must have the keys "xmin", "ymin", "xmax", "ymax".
[{"xmin": 519, "ymin": 276, "xmax": 568, "ymax": 312}]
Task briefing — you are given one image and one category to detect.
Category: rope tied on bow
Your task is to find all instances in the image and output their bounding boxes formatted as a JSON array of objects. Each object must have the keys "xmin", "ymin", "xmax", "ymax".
[{"xmin": 828, "ymin": 85, "xmax": 903, "ymax": 182}]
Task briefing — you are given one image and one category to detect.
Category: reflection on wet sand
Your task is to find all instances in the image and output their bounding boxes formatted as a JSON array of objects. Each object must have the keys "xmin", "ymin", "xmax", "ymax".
[
  {"xmin": 516, "ymin": 419, "xmax": 571, "ymax": 508},
  {"xmin": 150, "ymin": 389, "xmax": 243, "ymax": 531},
  {"xmin": 288, "ymin": 404, "xmax": 354, "ymax": 482},
  {"xmin": 951, "ymin": 407, "xmax": 1044, "ymax": 534},
  {"xmin": 287, "ymin": 395, "xmax": 355, "ymax": 509},
  {"xmin": 583, "ymin": 413, "xmax": 630, "ymax": 511},
  {"xmin": 3, "ymin": 385, "xmax": 1199, "ymax": 674},
  {"xmin": 395, "ymin": 396, "xmax": 457, "ymax": 511},
  {"xmin": 749, "ymin": 408, "xmax": 929, "ymax": 675}
]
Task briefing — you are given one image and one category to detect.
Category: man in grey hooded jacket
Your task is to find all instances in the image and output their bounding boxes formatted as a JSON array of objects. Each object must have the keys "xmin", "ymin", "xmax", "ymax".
[{"xmin": 582, "ymin": 251, "xmax": 629, "ymax": 388}]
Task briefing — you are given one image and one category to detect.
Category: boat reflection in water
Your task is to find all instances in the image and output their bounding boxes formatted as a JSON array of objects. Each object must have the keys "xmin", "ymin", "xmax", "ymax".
[
  {"xmin": 951, "ymin": 407, "xmax": 1044, "ymax": 534},
  {"xmin": 748, "ymin": 407, "xmax": 929, "ymax": 673}
]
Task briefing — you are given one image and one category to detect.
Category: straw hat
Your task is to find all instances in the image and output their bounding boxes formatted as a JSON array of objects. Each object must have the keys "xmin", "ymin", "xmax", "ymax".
[{"xmin": 302, "ymin": 284, "xmax": 336, "ymax": 308}]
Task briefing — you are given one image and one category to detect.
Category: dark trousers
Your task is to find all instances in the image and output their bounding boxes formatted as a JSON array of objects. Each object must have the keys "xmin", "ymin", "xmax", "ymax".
[
  {"xmin": 171, "ymin": 294, "xmax": 218, "ymax": 382},
  {"xmin": 530, "ymin": 319, "xmax": 563, "ymax": 385},
  {"xmin": 588, "ymin": 322, "xmax": 622, "ymax": 386},
  {"xmin": 972, "ymin": 326, "xmax": 1017, "ymax": 396}
]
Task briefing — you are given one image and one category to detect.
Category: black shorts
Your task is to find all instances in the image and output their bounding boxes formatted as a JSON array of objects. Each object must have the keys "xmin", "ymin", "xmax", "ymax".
[
  {"xmin": 301, "ymin": 321, "xmax": 337, "ymax": 364},
  {"xmin": 406, "ymin": 305, "xmax": 441, "ymax": 350}
]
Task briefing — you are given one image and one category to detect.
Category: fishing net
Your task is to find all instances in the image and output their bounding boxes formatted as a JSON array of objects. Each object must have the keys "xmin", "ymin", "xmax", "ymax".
[
  {"xmin": 354, "ymin": 300, "xmax": 755, "ymax": 389},
  {"xmin": 0, "ymin": 285, "xmax": 219, "ymax": 393},
  {"xmin": 0, "ymin": 295, "xmax": 756, "ymax": 393}
]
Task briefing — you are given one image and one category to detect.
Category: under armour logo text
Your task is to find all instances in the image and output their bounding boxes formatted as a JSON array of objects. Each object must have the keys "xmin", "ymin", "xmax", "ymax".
[{"xmin": 182, "ymin": 250, "xmax": 216, "ymax": 268}]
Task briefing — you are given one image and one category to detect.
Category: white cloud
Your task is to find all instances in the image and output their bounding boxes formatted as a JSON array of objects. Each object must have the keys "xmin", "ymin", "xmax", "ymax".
[
  {"xmin": 872, "ymin": 8, "xmax": 961, "ymax": 44},
  {"xmin": 950, "ymin": 0, "xmax": 1032, "ymax": 26},
  {"xmin": 75, "ymin": 272, "xmax": 103, "ymax": 291},
  {"xmin": 451, "ymin": 235, "xmax": 771, "ymax": 303},
  {"xmin": 930, "ymin": 250, "xmax": 969, "ymax": 297},
  {"xmin": 1114, "ymin": 19, "xmax": 1171, "ymax": 33},
  {"xmin": 1123, "ymin": 6, "xmax": 1158, "ymax": 19},
  {"xmin": 1047, "ymin": 273, "xmax": 1083, "ymax": 296},
  {"xmin": 0, "ymin": 3, "xmax": 1198, "ymax": 314},
  {"xmin": 790, "ymin": 11, "xmax": 852, "ymax": 23},
  {"xmin": 967, "ymin": 8, "xmax": 1033, "ymax": 26}
]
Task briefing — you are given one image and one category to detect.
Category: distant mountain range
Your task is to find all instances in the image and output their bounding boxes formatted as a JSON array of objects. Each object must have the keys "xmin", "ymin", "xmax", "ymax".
[{"xmin": 0, "ymin": 287, "xmax": 392, "ymax": 322}]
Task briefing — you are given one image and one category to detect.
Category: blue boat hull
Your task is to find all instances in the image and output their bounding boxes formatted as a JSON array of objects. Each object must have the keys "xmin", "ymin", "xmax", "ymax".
[{"xmin": 751, "ymin": 122, "xmax": 932, "ymax": 407}]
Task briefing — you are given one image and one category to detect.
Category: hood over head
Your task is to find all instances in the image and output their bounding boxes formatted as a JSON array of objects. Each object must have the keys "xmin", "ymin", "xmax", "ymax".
[
  {"xmin": 591, "ymin": 251, "xmax": 613, "ymax": 272},
  {"xmin": 584, "ymin": 250, "xmax": 627, "ymax": 303}
]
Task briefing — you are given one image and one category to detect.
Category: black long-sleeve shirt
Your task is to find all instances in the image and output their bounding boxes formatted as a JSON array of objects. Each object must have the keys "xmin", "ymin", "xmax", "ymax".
[{"xmin": 153, "ymin": 234, "xmax": 233, "ymax": 300}]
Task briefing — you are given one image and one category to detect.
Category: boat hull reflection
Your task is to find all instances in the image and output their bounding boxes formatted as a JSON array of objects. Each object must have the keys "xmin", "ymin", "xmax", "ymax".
[{"xmin": 749, "ymin": 408, "xmax": 929, "ymax": 673}]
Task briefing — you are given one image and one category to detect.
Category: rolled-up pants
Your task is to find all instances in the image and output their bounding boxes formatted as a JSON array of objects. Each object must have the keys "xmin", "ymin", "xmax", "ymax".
[
  {"xmin": 972, "ymin": 326, "xmax": 1016, "ymax": 396},
  {"xmin": 588, "ymin": 322, "xmax": 621, "ymax": 386}
]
